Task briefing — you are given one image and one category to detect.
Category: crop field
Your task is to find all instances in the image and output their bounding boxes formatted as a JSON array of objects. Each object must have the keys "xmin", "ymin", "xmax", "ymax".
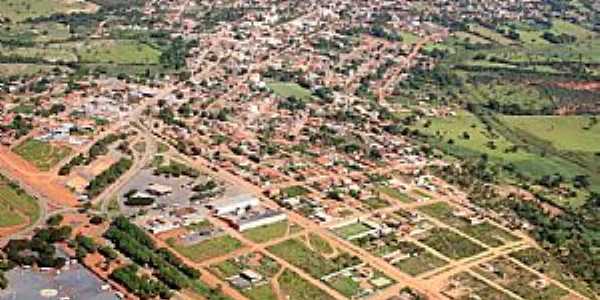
[
  {"xmin": 170, "ymin": 234, "xmax": 243, "ymax": 262},
  {"xmin": 13, "ymin": 139, "xmax": 71, "ymax": 171},
  {"xmin": 267, "ymin": 82, "xmax": 313, "ymax": 101},
  {"xmin": 0, "ymin": 177, "xmax": 39, "ymax": 228},
  {"xmin": 242, "ymin": 220, "xmax": 290, "ymax": 243},
  {"xmin": 0, "ymin": 0, "xmax": 97, "ymax": 22}
]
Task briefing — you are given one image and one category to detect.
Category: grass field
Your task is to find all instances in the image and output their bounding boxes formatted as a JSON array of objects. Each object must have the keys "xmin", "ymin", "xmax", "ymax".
[
  {"xmin": 242, "ymin": 220, "xmax": 289, "ymax": 243},
  {"xmin": 394, "ymin": 250, "xmax": 447, "ymax": 276},
  {"xmin": 419, "ymin": 228, "xmax": 485, "ymax": 260},
  {"xmin": 267, "ymin": 82, "xmax": 313, "ymax": 101},
  {"xmin": 418, "ymin": 203, "xmax": 519, "ymax": 247},
  {"xmin": 278, "ymin": 269, "xmax": 334, "ymax": 300},
  {"xmin": 333, "ymin": 222, "xmax": 373, "ymax": 240},
  {"xmin": 500, "ymin": 116, "xmax": 600, "ymax": 152},
  {"xmin": 0, "ymin": 64, "xmax": 67, "ymax": 77},
  {"xmin": 475, "ymin": 257, "xmax": 569, "ymax": 300},
  {"xmin": 14, "ymin": 139, "xmax": 71, "ymax": 171},
  {"xmin": 268, "ymin": 238, "xmax": 345, "ymax": 278},
  {"xmin": 74, "ymin": 39, "xmax": 162, "ymax": 64},
  {"xmin": 510, "ymin": 248, "xmax": 598, "ymax": 299},
  {"xmin": 170, "ymin": 235, "xmax": 243, "ymax": 263},
  {"xmin": 376, "ymin": 186, "xmax": 414, "ymax": 203},
  {"xmin": 0, "ymin": 177, "xmax": 39, "ymax": 228},
  {"xmin": 0, "ymin": 46, "xmax": 78, "ymax": 62},
  {"xmin": 469, "ymin": 25, "xmax": 515, "ymax": 46},
  {"xmin": 0, "ymin": 0, "xmax": 97, "ymax": 22}
]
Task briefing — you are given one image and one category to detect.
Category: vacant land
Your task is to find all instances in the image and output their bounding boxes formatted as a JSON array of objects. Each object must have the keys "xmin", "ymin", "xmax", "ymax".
[
  {"xmin": 0, "ymin": 0, "xmax": 97, "ymax": 22},
  {"xmin": 242, "ymin": 220, "xmax": 289, "ymax": 243},
  {"xmin": 510, "ymin": 248, "xmax": 598, "ymax": 299},
  {"xmin": 170, "ymin": 235, "xmax": 243, "ymax": 262},
  {"xmin": 267, "ymin": 82, "xmax": 313, "ymax": 101},
  {"xmin": 376, "ymin": 186, "xmax": 413, "ymax": 203},
  {"xmin": 268, "ymin": 238, "xmax": 345, "ymax": 278},
  {"xmin": 333, "ymin": 222, "xmax": 373, "ymax": 240},
  {"xmin": 278, "ymin": 269, "xmax": 334, "ymax": 300},
  {"xmin": 0, "ymin": 177, "xmax": 39, "ymax": 228},
  {"xmin": 500, "ymin": 116, "xmax": 600, "ymax": 152},
  {"xmin": 14, "ymin": 139, "xmax": 71, "ymax": 171},
  {"xmin": 74, "ymin": 39, "xmax": 162, "ymax": 64},
  {"xmin": 394, "ymin": 250, "xmax": 447, "ymax": 276},
  {"xmin": 419, "ymin": 228, "xmax": 485, "ymax": 260}
]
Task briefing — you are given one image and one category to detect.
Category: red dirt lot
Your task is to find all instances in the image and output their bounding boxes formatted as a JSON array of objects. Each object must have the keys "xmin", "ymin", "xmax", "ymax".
[
  {"xmin": 0, "ymin": 146, "xmax": 79, "ymax": 207},
  {"xmin": 554, "ymin": 81, "xmax": 600, "ymax": 92}
]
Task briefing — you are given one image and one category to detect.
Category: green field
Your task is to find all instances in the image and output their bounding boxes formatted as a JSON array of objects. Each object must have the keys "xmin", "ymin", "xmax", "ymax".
[
  {"xmin": 376, "ymin": 186, "xmax": 414, "ymax": 203},
  {"xmin": 73, "ymin": 39, "xmax": 162, "ymax": 64},
  {"xmin": 268, "ymin": 238, "xmax": 347, "ymax": 278},
  {"xmin": 278, "ymin": 269, "xmax": 334, "ymax": 300},
  {"xmin": 510, "ymin": 248, "xmax": 598, "ymax": 299},
  {"xmin": 394, "ymin": 250, "xmax": 447, "ymax": 276},
  {"xmin": 170, "ymin": 235, "xmax": 243, "ymax": 263},
  {"xmin": 267, "ymin": 82, "xmax": 313, "ymax": 101},
  {"xmin": 14, "ymin": 139, "xmax": 71, "ymax": 171},
  {"xmin": 419, "ymin": 228, "xmax": 485, "ymax": 260},
  {"xmin": 418, "ymin": 203, "xmax": 519, "ymax": 247},
  {"xmin": 469, "ymin": 25, "xmax": 515, "ymax": 46},
  {"xmin": 0, "ymin": 0, "xmax": 96, "ymax": 22},
  {"xmin": 0, "ymin": 177, "xmax": 39, "ymax": 228},
  {"xmin": 500, "ymin": 116, "xmax": 600, "ymax": 152},
  {"xmin": 242, "ymin": 220, "xmax": 289, "ymax": 243},
  {"xmin": 333, "ymin": 222, "xmax": 373, "ymax": 240}
]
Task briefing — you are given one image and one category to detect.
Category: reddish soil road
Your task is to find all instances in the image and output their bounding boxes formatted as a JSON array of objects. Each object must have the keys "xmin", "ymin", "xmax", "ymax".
[{"xmin": 0, "ymin": 146, "xmax": 78, "ymax": 207}]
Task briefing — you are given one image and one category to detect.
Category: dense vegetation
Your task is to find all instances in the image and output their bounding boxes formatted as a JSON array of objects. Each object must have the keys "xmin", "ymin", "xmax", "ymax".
[{"xmin": 86, "ymin": 158, "xmax": 132, "ymax": 198}]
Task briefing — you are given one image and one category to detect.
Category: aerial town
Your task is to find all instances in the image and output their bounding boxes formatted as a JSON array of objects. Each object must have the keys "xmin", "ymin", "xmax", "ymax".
[{"xmin": 0, "ymin": 0, "xmax": 599, "ymax": 300}]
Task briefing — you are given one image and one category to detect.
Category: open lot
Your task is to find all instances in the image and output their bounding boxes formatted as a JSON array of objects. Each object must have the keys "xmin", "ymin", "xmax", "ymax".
[
  {"xmin": 242, "ymin": 220, "xmax": 290, "ymax": 243},
  {"xmin": 278, "ymin": 269, "xmax": 334, "ymax": 300},
  {"xmin": 169, "ymin": 234, "xmax": 244, "ymax": 263},
  {"xmin": 267, "ymin": 81, "xmax": 313, "ymax": 101},
  {"xmin": 13, "ymin": 139, "xmax": 71, "ymax": 171},
  {"xmin": 510, "ymin": 248, "xmax": 598, "ymax": 299},
  {"xmin": 0, "ymin": 177, "xmax": 39, "ymax": 228},
  {"xmin": 418, "ymin": 228, "xmax": 485, "ymax": 260},
  {"xmin": 0, "ymin": 0, "xmax": 97, "ymax": 22},
  {"xmin": 474, "ymin": 257, "xmax": 569, "ymax": 300},
  {"xmin": 418, "ymin": 203, "xmax": 519, "ymax": 247}
]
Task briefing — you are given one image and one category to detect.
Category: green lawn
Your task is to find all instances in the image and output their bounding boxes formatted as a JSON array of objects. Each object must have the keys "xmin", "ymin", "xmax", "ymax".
[
  {"xmin": 267, "ymin": 82, "xmax": 313, "ymax": 101},
  {"xmin": 281, "ymin": 185, "xmax": 310, "ymax": 198},
  {"xmin": 278, "ymin": 269, "xmax": 334, "ymax": 300},
  {"xmin": 170, "ymin": 235, "xmax": 243, "ymax": 263},
  {"xmin": 0, "ymin": 178, "xmax": 39, "ymax": 228},
  {"xmin": 14, "ymin": 139, "xmax": 71, "ymax": 171},
  {"xmin": 243, "ymin": 220, "xmax": 289, "ymax": 243},
  {"xmin": 0, "ymin": 0, "xmax": 96, "ymax": 22},
  {"xmin": 244, "ymin": 284, "xmax": 277, "ymax": 300}
]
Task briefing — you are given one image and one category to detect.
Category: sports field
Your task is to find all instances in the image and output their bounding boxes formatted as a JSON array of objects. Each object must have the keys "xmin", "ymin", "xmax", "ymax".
[{"xmin": 13, "ymin": 139, "xmax": 71, "ymax": 171}]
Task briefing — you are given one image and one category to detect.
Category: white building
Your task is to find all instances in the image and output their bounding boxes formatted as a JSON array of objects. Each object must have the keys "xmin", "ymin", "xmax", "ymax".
[{"xmin": 209, "ymin": 194, "xmax": 260, "ymax": 216}]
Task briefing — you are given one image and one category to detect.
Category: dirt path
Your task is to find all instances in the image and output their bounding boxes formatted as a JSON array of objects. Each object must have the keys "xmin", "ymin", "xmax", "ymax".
[{"xmin": 271, "ymin": 267, "xmax": 286, "ymax": 300}]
